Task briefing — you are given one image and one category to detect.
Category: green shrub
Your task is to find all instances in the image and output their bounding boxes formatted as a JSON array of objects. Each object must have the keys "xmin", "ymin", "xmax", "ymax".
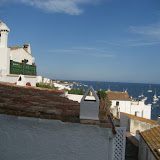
[
  {"xmin": 36, "ymin": 83, "xmax": 58, "ymax": 89},
  {"xmin": 97, "ymin": 89, "xmax": 107, "ymax": 100},
  {"xmin": 68, "ymin": 88, "xmax": 86, "ymax": 95}
]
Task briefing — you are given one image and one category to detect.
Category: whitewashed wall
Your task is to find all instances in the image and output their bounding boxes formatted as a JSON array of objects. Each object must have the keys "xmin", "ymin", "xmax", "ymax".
[
  {"xmin": 111, "ymin": 100, "xmax": 131, "ymax": 114},
  {"xmin": 0, "ymin": 114, "xmax": 117, "ymax": 160},
  {"xmin": 120, "ymin": 112, "xmax": 158, "ymax": 140},
  {"xmin": 36, "ymin": 76, "xmax": 43, "ymax": 83},
  {"xmin": 10, "ymin": 48, "xmax": 34, "ymax": 65},
  {"xmin": 5, "ymin": 75, "xmax": 36, "ymax": 86},
  {"xmin": 139, "ymin": 136, "xmax": 157, "ymax": 160},
  {"xmin": 0, "ymin": 47, "xmax": 10, "ymax": 78},
  {"xmin": 111, "ymin": 100, "xmax": 151, "ymax": 119},
  {"xmin": 131, "ymin": 101, "xmax": 151, "ymax": 119}
]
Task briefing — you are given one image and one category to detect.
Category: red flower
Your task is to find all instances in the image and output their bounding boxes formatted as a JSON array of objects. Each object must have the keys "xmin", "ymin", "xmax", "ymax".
[{"xmin": 26, "ymin": 82, "xmax": 31, "ymax": 86}]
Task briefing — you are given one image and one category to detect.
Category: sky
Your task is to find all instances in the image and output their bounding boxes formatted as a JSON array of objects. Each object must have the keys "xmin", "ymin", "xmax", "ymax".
[{"xmin": 0, "ymin": 0, "xmax": 160, "ymax": 84}]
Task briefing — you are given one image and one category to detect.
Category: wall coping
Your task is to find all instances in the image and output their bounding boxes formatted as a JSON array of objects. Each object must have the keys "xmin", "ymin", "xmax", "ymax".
[{"xmin": 7, "ymin": 74, "xmax": 37, "ymax": 78}]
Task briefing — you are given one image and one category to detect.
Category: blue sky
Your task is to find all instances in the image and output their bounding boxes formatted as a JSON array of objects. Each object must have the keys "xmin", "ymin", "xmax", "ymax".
[{"xmin": 1, "ymin": 0, "xmax": 160, "ymax": 83}]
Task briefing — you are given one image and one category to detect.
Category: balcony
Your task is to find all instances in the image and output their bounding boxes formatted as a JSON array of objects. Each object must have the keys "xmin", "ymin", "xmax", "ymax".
[{"xmin": 10, "ymin": 60, "xmax": 36, "ymax": 76}]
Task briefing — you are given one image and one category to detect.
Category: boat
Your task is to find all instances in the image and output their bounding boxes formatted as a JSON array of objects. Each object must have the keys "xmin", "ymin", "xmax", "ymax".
[
  {"xmin": 143, "ymin": 97, "xmax": 148, "ymax": 101},
  {"xmin": 153, "ymin": 89, "xmax": 159, "ymax": 102},
  {"xmin": 138, "ymin": 90, "xmax": 144, "ymax": 98},
  {"xmin": 148, "ymin": 85, "xmax": 152, "ymax": 92}
]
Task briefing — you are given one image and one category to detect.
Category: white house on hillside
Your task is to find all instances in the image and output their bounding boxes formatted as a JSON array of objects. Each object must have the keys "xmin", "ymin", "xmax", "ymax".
[
  {"xmin": 0, "ymin": 21, "xmax": 36, "ymax": 86},
  {"xmin": 107, "ymin": 91, "xmax": 151, "ymax": 119}
]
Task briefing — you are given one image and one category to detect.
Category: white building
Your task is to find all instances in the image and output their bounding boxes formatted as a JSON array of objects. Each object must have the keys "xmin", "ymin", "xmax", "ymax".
[
  {"xmin": 108, "ymin": 91, "xmax": 151, "ymax": 119},
  {"xmin": 9, "ymin": 44, "xmax": 35, "ymax": 65},
  {"xmin": 0, "ymin": 21, "xmax": 36, "ymax": 86}
]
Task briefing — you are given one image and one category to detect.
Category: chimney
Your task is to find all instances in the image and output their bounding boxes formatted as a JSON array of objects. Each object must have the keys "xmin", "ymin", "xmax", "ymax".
[
  {"xmin": 0, "ymin": 21, "xmax": 10, "ymax": 48},
  {"xmin": 23, "ymin": 44, "xmax": 31, "ymax": 54},
  {"xmin": 80, "ymin": 86, "xmax": 99, "ymax": 120}
]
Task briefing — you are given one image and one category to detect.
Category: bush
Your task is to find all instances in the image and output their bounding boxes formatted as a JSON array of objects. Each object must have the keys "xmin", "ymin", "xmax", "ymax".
[
  {"xmin": 36, "ymin": 83, "xmax": 58, "ymax": 89},
  {"xmin": 68, "ymin": 88, "xmax": 86, "ymax": 95},
  {"xmin": 97, "ymin": 89, "xmax": 107, "ymax": 100}
]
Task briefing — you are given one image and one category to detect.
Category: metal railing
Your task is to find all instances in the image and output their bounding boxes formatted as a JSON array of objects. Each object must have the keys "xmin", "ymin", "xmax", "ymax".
[{"xmin": 10, "ymin": 60, "xmax": 36, "ymax": 76}]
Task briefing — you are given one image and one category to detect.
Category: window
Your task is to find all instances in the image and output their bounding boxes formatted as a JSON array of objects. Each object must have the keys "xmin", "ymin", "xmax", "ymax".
[{"xmin": 116, "ymin": 101, "xmax": 119, "ymax": 106}]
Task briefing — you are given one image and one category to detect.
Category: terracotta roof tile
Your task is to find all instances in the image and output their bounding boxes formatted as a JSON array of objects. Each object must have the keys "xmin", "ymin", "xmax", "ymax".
[
  {"xmin": 0, "ymin": 82, "xmax": 116, "ymax": 129},
  {"xmin": 9, "ymin": 47, "xmax": 22, "ymax": 50},
  {"xmin": 107, "ymin": 91, "xmax": 131, "ymax": 101},
  {"xmin": 122, "ymin": 112, "xmax": 158, "ymax": 125},
  {"xmin": 0, "ymin": 82, "xmax": 80, "ymax": 123},
  {"xmin": 140, "ymin": 126, "xmax": 160, "ymax": 159}
]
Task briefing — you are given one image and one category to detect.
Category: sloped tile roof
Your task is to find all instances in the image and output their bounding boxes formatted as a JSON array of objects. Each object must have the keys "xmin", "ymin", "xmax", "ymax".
[
  {"xmin": 140, "ymin": 126, "xmax": 160, "ymax": 159},
  {"xmin": 0, "ymin": 82, "xmax": 116, "ymax": 131},
  {"xmin": 107, "ymin": 91, "xmax": 131, "ymax": 101},
  {"xmin": 9, "ymin": 47, "xmax": 23, "ymax": 50},
  {"xmin": 0, "ymin": 82, "xmax": 80, "ymax": 123},
  {"xmin": 122, "ymin": 112, "xmax": 158, "ymax": 125}
]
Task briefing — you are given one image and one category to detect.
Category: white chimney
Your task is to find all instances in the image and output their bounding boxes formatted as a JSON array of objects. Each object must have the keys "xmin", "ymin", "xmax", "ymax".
[{"xmin": 80, "ymin": 86, "xmax": 99, "ymax": 120}]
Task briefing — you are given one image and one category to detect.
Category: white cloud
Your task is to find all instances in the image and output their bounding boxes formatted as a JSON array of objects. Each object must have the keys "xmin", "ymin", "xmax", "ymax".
[
  {"xmin": 48, "ymin": 49, "xmax": 76, "ymax": 53},
  {"xmin": 128, "ymin": 23, "xmax": 160, "ymax": 46},
  {"xmin": 128, "ymin": 41, "xmax": 160, "ymax": 47},
  {"xmin": 130, "ymin": 23, "xmax": 160, "ymax": 39},
  {"xmin": 102, "ymin": 23, "xmax": 160, "ymax": 48},
  {"xmin": 10, "ymin": 0, "xmax": 103, "ymax": 15},
  {"xmin": 0, "ymin": 0, "xmax": 8, "ymax": 6},
  {"xmin": 91, "ymin": 53, "xmax": 115, "ymax": 58},
  {"xmin": 48, "ymin": 46, "xmax": 115, "ymax": 58}
]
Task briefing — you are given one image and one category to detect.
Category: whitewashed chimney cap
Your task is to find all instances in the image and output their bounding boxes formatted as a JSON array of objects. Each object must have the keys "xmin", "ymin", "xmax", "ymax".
[
  {"xmin": 81, "ymin": 86, "xmax": 99, "ymax": 103},
  {"xmin": 0, "ymin": 21, "xmax": 10, "ymax": 32}
]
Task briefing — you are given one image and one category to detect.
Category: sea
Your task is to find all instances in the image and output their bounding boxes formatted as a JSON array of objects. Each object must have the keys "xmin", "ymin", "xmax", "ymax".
[{"xmin": 70, "ymin": 80, "xmax": 160, "ymax": 121}]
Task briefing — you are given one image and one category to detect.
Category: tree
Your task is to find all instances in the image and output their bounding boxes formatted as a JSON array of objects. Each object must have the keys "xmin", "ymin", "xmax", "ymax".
[
  {"xmin": 97, "ymin": 89, "xmax": 112, "ymax": 122},
  {"xmin": 97, "ymin": 89, "xmax": 107, "ymax": 100}
]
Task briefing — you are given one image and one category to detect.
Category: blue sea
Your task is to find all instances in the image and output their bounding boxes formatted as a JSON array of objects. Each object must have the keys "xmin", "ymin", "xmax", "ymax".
[{"xmin": 70, "ymin": 80, "xmax": 160, "ymax": 121}]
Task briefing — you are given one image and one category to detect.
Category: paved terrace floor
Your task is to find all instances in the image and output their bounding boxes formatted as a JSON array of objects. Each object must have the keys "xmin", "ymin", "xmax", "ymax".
[{"xmin": 0, "ymin": 82, "xmax": 80, "ymax": 123}]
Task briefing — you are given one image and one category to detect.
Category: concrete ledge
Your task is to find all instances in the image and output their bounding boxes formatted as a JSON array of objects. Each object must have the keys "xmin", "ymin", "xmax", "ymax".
[
  {"xmin": 126, "ymin": 131, "xmax": 139, "ymax": 147},
  {"xmin": 80, "ymin": 119, "xmax": 100, "ymax": 125},
  {"xmin": 7, "ymin": 74, "xmax": 37, "ymax": 78}
]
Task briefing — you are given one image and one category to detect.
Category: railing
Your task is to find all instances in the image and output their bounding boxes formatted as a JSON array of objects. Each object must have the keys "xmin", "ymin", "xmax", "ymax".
[{"xmin": 10, "ymin": 60, "xmax": 36, "ymax": 76}]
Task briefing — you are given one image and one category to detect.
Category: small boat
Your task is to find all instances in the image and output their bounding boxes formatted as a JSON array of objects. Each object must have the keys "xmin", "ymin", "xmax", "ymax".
[
  {"xmin": 138, "ymin": 90, "xmax": 144, "ymax": 98},
  {"xmin": 148, "ymin": 85, "xmax": 152, "ymax": 92},
  {"xmin": 143, "ymin": 97, "xmax": 148, "ymax": 101},
  {"xmin": 153, "ymin": 89, "xmax": 159, "ymax": 102},
  {"xmin": 107, "ymin": 85, "xmax": 111, "ymax": 91}
]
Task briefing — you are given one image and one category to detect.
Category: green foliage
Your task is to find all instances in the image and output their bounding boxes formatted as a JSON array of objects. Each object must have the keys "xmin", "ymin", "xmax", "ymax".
[
  {"xmin": 36, "ymin": 83, "xmax": 58, "ymax": 89},
  {"xmin": 97, "ymin": 89, "xmax": 107, "ymax": 100},
  {"xmin": 98, "ymin": 90, "xmax": 112, "ymax": 121},
  {"xmin": 68, "ymin": 88, "xmax": 86, "ymax": 95}
]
